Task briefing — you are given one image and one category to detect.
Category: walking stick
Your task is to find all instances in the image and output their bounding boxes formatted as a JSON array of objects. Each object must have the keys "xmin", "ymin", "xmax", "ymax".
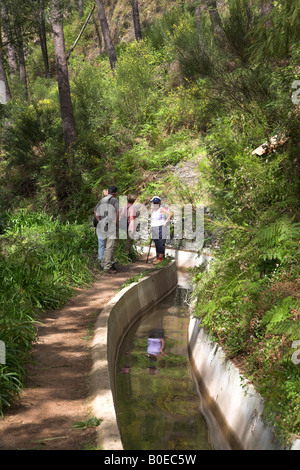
[{"xmin": 146, "ymin": 239, "xmax": 152, "ymax": 263}]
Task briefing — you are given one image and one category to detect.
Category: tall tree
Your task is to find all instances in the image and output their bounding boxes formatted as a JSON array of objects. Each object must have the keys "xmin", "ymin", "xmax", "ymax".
[
  {"xmin": 50, "ymin": 0, "xmax": 77, "ymax": 151},
  {"xmin": 260, "ymin": 0, "xmax": 274, "ymax": 16},
  {"xmin": 1, "ymin": 0, "xmax": 32, "ymax": 98},
  {"xmin": 195, "ymin": 5, "xmax": 206, "ymax": 54},
  {"xmin": 78, "ymin": 0, "xmax": 84, "ymax": 17},
  {"xmin": 0, "ymin": 34, "xmax": 11, "ymax": 102},
  {"xmin": 131, "ymin": 0, "xmax": 142, "ymax": 42},
  {"xmin": 207, "ymin": 0, "xmax": 226, "ymax": 42},
  {"xmin": 0, "ymin": 1, "xmax": 18, "ymax": 79},
  {"xmin": 95, "ymin": 0, "xmax": 117, "ymax": 69},
  {"xmin": 34, "ymin": 0, "xmax": 50, "ymax": 78},
  {"xmin": 16, "ymin": 29, "xmax": 28, "ymax": 99},
  {"xmin": 92, "ymin": 11, "xmax": 103, "ymax": 53}
]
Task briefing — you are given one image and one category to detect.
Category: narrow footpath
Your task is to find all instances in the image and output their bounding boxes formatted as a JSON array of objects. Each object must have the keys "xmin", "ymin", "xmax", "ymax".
[{"xmin": 0, "ymin": 260, "xmax": 150, "ymax": 450}]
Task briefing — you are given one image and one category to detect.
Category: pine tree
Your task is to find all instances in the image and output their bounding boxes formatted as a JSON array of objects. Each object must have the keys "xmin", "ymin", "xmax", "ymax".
[
  {"xmin": 131, "ymin": 0, "xmax": 142, "ymax": 42},
  {"xmin": 95, "ymin": 0, "xmax": 117, "ymax": 69},
  {"xmin": 50, "ymin": 0, "xmax": 77, "ymax": 150}
]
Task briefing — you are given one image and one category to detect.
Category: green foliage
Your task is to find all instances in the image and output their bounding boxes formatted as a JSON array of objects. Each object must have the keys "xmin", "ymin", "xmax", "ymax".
[
  {"xmin": 169, "ymin": 11, "xmax": 212, "ymax": 79},
  {"xmin": 193, "ymin": 212, "xmax": 300, "ymax": 440},
  {"xmin": 249, "ymin": 0, "xmax": 300, "ymax": 61},
  {"xmin": 189, "ymin": 4, "xmax": 300, "ymax": 436},
  {"xmin": 112, "ymin": 40, "xmax": 163, "ymax": 126},
  {"xmin": 192, "ymin": 109, "xmax": 300, "ymax": 443},
  {"xmin": 72, "ymin": 62, "xmax": 114, "ymax": 139},
  {"xmin": 221, "ymin": 0, "xmax": 255, "ymax": 63},
  {"xmin": 255, "ymin": 217, "xmax": 300, "ymax": 265},
  {"xmin": 72, "ymin": 416, "xmax": 103, "ymax": 430},
  {"xmin": 0, "ymin": 210, "xmax": 97, "ymax": 413},
  {"xmin": 0, "ymin": 0, "xmax": 299, "ymax": 444},
  {"xmin": 0, "ymin": 81, "xmax": 64, "ymax": 213},
  {"xmin": 262, "ymin": 296, "xmax": 300, "ymax": 336},
  {"xmin": 145, "ymin": 7, "xmax": 183, "ymax": 51},
  {"xmin": 156, "ymin": 80, "xmax": 218, "ymax": 132}
]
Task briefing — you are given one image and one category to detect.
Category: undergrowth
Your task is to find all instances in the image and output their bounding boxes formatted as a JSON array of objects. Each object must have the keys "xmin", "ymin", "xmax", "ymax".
[
  {"xmin": 0, "ymin": 0, "xmax": 299, "ymax": 446},
  {"xmin": 0, "ymin": 210, "xmax": 97, "ymax": 413}
]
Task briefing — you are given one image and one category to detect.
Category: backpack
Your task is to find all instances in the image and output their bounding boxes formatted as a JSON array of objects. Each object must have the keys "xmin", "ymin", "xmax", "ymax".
[
  {"xmin": 93, "ymin": 215, "xmax": 98, "ymax": 228},
  {"xmin": 93, "ymin": 194, "xmax": 113, "ymax": 228},
  {"xmin": 119, "ymin": 203, "xmax": 140, "ymax": 228}
]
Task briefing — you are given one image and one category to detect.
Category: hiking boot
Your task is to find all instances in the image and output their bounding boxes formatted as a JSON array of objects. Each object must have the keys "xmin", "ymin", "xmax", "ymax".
[
  {"xmin": 97, "ymin": 261, "xmax": 103, "ymax": 270},
  {"xmin": 152, "ymin": 258, "xmax": 163, "ymax": 265},
  {"xmin": 103, "ymin": 268, "xmax": 117, "ymax": 274}
]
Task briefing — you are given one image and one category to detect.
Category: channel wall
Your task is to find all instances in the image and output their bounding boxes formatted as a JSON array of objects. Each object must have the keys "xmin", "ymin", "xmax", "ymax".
[
  {"xmin": 189, "ymin": 319, "xmax": 282, "ymax": 450},
  {"xmin": 90, "ymin": 250, "xmax": 299, "ymax": 450},
  {"xmin": 89, "ymin": 261, "xmax": 178, "ymax": 450}
]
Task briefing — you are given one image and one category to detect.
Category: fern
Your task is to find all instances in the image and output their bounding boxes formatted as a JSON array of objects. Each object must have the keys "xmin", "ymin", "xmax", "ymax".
[
  {"xmin": 255, "ymin": 217, "xmax": 300, "ymax": 263},
  {"xmin": 262, "ymin": 296, "xmax": 300, "ymax": 338}
]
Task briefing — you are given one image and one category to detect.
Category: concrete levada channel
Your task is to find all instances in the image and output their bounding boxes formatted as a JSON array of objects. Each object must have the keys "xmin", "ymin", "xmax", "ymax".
[{"xmin": 114, "ymin": 282, "xmax": 213, "ymax": 451}]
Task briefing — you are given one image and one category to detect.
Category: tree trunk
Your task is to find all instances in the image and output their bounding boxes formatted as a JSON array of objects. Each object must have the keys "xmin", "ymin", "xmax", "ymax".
[
  {"xmin": 195, "ymin": 6, "xmax": 205, "ymax": 54},
  {"xmin": 17, "ymin": 36, "xmax": 28, "ymax": 99},
  {"xmin": 131, "ymin": 0, "xmax": 142, "ymax": 42},
  {"xmin": 260, "ymin": 0, "xmax": 274, "ymax": 29},
  {"xmin": 5, "ymin": 37, "xmax": 18, "ymax": 78},
  {"xmin": 260, "ymin": 0, "xmax": 274, "ymax": 16},
  {"xmin": 39, "ymin": 8, "xmax": 50, "ymax": 78},
  {"xmin": 50, "ymin": 1, "xmax": 77, "ymax": 151},
  {"xmin": 0, "ymin": 2, "xmax": 18, "ymax": 78},
  {"xmin": 207, "ymin": 0, "xmax": 240, "ymax": 57},
  {"xmin": 78, "ymin": 0, "xmax": 84, "ymax": 17},
  {"xmin": 13, "ymin": 21, "xmax": 28, "ymax": 99},
  {"xmin": 92, "ymin": 12, "xmax": 103, "ymax": 53},
  {"xmin": 95, "ymin": 0, "xmax": 117, "ymax": 70},
  {"xmin": 207, "ymin": 0, "xmax": 226, "ymax": 40},
  {"xmin": 0, "ymin": 33, "xmax": 11, "ymax": 102},
  {"xmin": 32, "ymin": 0, "xmax": 50, "ymax": 78}
]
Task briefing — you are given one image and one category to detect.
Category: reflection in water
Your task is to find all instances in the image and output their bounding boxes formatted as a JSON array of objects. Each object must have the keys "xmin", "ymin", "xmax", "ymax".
[
  {"xmin": 115, "ymin": 287, "xmax": 213, "ymax": 451},
  {"xmin": 147, "ymin": 327, "xmax": 167, "ymax": 375}
]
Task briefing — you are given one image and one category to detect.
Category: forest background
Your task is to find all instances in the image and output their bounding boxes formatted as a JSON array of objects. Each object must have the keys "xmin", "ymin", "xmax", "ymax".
[{"xmin": 0, "ymin": 0, "xmax": 299, "ymax": 447}]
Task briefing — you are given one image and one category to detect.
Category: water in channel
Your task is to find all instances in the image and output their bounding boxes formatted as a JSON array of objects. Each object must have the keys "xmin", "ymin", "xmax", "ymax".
[{"xmin": 115, "ymin": 283, "xmax": 213, "ymax": 451}]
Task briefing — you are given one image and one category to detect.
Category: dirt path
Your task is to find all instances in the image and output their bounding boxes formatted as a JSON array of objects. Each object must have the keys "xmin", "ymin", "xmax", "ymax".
[{"xmin": 0, "ymin": 260, "xmax": 150, "ymax": 450}]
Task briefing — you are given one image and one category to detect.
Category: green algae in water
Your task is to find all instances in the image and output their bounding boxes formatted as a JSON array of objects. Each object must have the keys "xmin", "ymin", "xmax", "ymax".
[{"xmin": 115, "ymin": 288, "xmax": 213, "ymax": 450}]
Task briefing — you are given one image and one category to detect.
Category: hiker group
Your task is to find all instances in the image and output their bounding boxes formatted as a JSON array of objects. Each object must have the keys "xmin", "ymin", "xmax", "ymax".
[{"xmin": 93, "ymin": 185, "xmax": 173, "ymax": 274}]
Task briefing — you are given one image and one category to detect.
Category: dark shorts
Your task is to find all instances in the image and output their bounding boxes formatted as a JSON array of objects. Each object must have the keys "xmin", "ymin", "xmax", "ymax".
[{"xmin": 151, "ymin": 225, "xmax": 166, "ymax": 255}]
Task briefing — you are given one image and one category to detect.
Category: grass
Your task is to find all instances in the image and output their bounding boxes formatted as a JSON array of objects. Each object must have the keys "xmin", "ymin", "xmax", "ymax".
[
  {"xmin": 0, "ymin": 210, "xmax": 98, "ymax": 414},
  {"xmin": 72, "ymin": 416, "xmax": 103, "ymax": 430}
]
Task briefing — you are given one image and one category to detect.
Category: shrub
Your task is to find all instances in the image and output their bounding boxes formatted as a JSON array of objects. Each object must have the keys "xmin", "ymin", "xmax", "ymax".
[
  {"xmin": 112, "ymin": 40, "xmax": 162, "ymax": 126},
  {"xmin": 0, "ymin": 210, "xmax": 96, "ymax": 413},
  {"xmin": 155, "ymin": 80, "xmax": 218, "ymax": 132}
]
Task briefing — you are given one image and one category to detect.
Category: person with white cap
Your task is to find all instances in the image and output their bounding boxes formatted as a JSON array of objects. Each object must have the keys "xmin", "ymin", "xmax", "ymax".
[{"xmin": 150, "ymin": 196, "xmax": 173, "ymax": 264}]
